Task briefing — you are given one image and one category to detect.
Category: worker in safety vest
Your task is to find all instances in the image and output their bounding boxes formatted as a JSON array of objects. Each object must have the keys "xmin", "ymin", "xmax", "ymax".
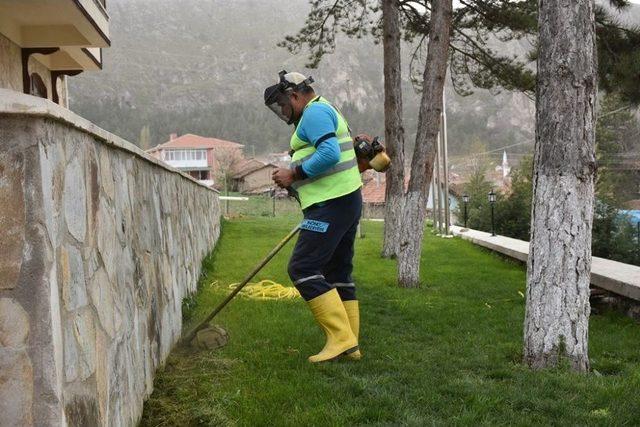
[{"xmin": 264, "ymin": 70, "xmax": 370, "ymax": 362}]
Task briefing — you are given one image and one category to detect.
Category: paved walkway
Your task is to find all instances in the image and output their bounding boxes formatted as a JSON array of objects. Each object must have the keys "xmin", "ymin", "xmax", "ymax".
[{"xmin": 450, "ymin": 226, "xmax": 640, "ymax": 301}]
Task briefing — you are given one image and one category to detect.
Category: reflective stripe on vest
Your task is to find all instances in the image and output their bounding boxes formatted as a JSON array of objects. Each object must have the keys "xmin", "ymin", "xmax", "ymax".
[
  {"xmin": 291, "ymin": 157, "xmax": 358, "ymax": 189},
  {"xmin": 290, "ymin": 135, "xmax": 352, "ymax": 167},
  {"xmin": 290, "ymin": 97, "xmax": 362, "ymax": 209}
]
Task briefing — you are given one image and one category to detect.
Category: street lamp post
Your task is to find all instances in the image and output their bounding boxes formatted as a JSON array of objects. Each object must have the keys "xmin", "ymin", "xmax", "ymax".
[
  {"xmin": 462, "ymin": 193, "xmax": 469, "ymax": 229},
  {"xmin": 271, "ymin": 187, "xmax": 276, "ymax": 217},
  {"xmin": 636, "ymin": 221, "xmax": 640, "ymax": 264},
  {"xmin": 488, "ymin": 189, "xmax": 496, "ymax": 237}
]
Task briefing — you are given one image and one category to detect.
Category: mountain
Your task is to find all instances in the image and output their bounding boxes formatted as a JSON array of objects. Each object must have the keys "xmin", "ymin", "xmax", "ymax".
[{"xmin": 67, "ymin": 0, "xmax": 638, "ymax": 167}]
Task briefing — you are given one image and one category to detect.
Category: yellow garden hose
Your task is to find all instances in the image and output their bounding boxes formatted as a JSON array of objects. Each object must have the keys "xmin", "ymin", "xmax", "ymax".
[
  {"xmin": 228, "ymin": 279, "xmax": 300, "ymax": 300},
  {"xmin": 182, "ymin": 224, "xmax": 301, "ymax": 346}
]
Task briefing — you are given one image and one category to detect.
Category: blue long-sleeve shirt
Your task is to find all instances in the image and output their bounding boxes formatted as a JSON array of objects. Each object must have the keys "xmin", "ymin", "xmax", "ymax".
[{"xmin": 295, "ymin": 102, "xmax": 341, "ymax": 178}]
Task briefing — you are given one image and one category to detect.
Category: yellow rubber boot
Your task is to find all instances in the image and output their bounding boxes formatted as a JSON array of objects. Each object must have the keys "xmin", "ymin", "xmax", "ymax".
[
  {"xmin": 307, "ymin": 289, "xmax": 359, "ymax": 363},
  {"xmin": 343, "ymin": 300, "xmax": 362, "ymax": 360}
]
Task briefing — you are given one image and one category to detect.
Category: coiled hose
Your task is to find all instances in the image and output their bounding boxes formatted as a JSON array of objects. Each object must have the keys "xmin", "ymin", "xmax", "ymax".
[{"xmin": 228, "ymin": 279, "xmax": 300, "ymax": 300}]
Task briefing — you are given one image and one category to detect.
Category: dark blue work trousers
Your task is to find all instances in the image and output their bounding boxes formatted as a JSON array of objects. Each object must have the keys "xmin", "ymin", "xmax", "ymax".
[{"xmin": 288, "ymin": 189, "xmax": 362, "ymax": 301}]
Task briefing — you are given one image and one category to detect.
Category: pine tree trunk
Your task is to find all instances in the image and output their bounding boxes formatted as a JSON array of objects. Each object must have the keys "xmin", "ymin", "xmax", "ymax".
[
  {"xmin": 523, "ymin": 0, "xmax": 597, "ymax": 372},
  {"xmin": 397, "ymin": 0, "xmax": 452, "ymax": 287},
  {"xmin": 381, "ymin": 0, "xmax": 405, "ymax": 259}
]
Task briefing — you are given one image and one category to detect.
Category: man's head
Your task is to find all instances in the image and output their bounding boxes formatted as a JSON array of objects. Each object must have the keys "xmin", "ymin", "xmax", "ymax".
[{"xmin": 264, "ymin": 71, "xmax": 315, "ymax": 125}]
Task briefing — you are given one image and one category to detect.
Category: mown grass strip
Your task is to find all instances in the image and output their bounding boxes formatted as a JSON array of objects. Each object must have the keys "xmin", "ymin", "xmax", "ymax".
[{"xmin": 142, "ymin": 217, "xmax": 640, "ymax": 426}]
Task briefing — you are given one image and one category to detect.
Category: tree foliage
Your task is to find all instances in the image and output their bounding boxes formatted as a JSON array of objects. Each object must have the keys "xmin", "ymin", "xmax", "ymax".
[
  {"xmin": 596, "ymin": 5, "xmax": 640, "ymax": 104},
  {"xmin": 281, "ymin": 0, "xmax": 640, "ymax": 103},
  {"xmin": 456, "ymin": 93, "xmax": 640, "ymax": 267},
  {"xmin": 596, "ymin": 93, "xmax": 640, "ymax": 203},
  {"xmin": 592, "ymin": 200, "xmax": 638, "ymax": 264},
  {"xmin": 457, "ymin": 166, "xmax": 495, "ymax": 232},
  {"xmin": 495, "ymin": 155, "xmax": 532, "ymax": 240}
]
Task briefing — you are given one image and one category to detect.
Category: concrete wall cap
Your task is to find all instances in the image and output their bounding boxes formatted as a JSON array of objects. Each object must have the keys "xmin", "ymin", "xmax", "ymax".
[{"xmin": 0, "ymin": 89, "xmax": 219, "ymax": 193}]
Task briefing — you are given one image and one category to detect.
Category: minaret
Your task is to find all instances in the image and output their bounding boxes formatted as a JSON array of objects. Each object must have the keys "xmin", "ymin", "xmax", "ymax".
[{"xmin": 502, "ymin": 150, "xmax": 510, "ymax": 180}]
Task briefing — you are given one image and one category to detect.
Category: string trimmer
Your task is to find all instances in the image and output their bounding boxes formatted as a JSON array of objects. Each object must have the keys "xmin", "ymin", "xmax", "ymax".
[{"xmin": 182, "ymin": 223, "xmax": 301, "ymax": 346}]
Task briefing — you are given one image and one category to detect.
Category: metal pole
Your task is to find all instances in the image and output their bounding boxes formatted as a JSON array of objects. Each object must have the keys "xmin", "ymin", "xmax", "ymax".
[
  {"xmin": 272, "ymin": 188, "xmax": 276, "ymax": 217},
  {"xmin": 432, "ymin": 160, "xmax": 440, "ymax": 233},
  {"xmin": 433, "ymin": 137, "xmax": 440, "ymax": 233},
  {"xmin": 224, "ymin": 174, "xmax": 229, "ymax": 216},
  {"xmin": 637, "ymin": 221, "xmax": 639, "ymax": 264},
  {"xmin": 464, "ymin": 201, "xmax": 468, "ymax": 228},
  {"xmin": 435, "ymin": 132, "xmax": 444, "ymax": 235},
  {"xmin": 431, "ymin": 178, "xmax": 437, "ymax": 229},
  {"xmin": 491, "ymin": 203, "xmax": 496, "ymax": 236},
  {"xmin": 441, "ymin": 91, "xmax": 451, "ymax": 235}
]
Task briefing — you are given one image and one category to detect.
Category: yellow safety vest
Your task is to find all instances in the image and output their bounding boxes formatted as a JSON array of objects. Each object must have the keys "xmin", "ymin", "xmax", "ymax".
[{"xmin": 290, "ymin": 97, "xmax": 362, "ymax": 209}]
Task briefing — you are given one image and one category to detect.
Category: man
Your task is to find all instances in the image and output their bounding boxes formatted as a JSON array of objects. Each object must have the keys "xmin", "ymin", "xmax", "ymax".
[{"xmin": 264, "ymin": 70, "xmax": 369, "ymax": 363}]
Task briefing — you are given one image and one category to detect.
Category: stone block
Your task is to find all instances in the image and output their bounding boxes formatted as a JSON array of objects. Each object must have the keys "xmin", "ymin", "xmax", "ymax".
[
  {"xmin": 39, "ymin": 144, "xmax": 59, "ymax": 249},
  {"xmin": 99, "ymin": 149, "xmax": 114, "ymax": 201},
  {"xmin": 96, "ymin": 197, "xmax": 119, "ymax": 283},
  {"xmin": 94, "ymin": 328, "xmax": 110, "ymax": 425},
  {"xmin": 85, "ymin": 148, "xmax": 100, "ymax": 250},
  {"xmin": 64, "ymin": 310, "xmax": 96, "ymax": 383},
  {"xmin": 113, "ymin": 167, "xmax": 131, "ymax": 246},
  {"xmin": 64, "ymin": 156, "xmax": 87, "ymax": 242},
  {"xmin": 0, "ymin": 298, "xmax": 29, "ymax": 348},
  {"xmin": 84, "ymin": 247, "xmax": 101, "ymax": 282},
  {"xmin": 0, "ymin": 349, "xmax": 33, "ymax": 426},
  {"xmin": 88, "ymin": 268, "xmax": 116, "ymax": 338},
  {"xmin": 0, "ymin": 150, "xmax": 25, "ymax": 289},
  {"xmin": 60, "ymin": 245, "xmax": 88, "ymax": 311}
]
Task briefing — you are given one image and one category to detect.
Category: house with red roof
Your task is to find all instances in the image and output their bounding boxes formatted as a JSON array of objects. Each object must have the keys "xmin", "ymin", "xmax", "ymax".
[
  {"xmin": 147, "ymin": 133, "xmax": 244, "ymax": 187},
  {"xmin": 361, "ymin": 171, "xmax": 461, "ymax": 218}
]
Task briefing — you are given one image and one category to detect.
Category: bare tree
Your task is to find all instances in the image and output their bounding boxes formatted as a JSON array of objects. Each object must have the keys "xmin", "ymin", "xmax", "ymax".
[
  {"xmin": 213, "ymin": 147, "xmax": 244, "ymax": 191},
  {"xmin": 396, "ymin": 0, "xmax": 453, "ymax": 287},
  {"xmin": 523, "ymin": 0, "xmax": 597, "ymax": 371},
  {"xmin": 381, "ymin": 0, "xmax": 406, "ymax": 258}
]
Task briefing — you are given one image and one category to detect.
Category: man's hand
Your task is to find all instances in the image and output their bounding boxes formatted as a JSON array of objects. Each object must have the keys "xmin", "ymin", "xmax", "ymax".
[{"xmin": 272, "ymin": 168, "xmax": 296, "ymax": 188}]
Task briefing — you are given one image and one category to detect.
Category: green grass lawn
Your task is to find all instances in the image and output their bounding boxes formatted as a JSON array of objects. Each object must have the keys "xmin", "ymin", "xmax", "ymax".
[{"xmin": 141, "ymin": 217, "xmax": 640, "ymax": 426}]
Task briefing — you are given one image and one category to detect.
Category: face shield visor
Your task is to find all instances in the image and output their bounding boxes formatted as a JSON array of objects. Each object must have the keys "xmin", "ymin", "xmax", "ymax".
[
  {"xmin": 264, "ymin": 71, "xmax": 315, "ymax": 125},
  {"xmin": 264, "ymin": 84, "xmax": 294, "ymax": 125}
]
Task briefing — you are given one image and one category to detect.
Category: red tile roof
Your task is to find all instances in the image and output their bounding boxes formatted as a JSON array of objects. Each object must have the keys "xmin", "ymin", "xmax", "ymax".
[
  {"xmin": 362, "ymin": 172, "xmax": 460, "ymax": 204},
  {"xmin": 362, "ymin": 175, "xmax": 387, "ymax": 204},
  {"xmin": 148, "ymin": 134, "xmax": 244, "ymax": 152},
  {"xmin": 362, "ymin": 172, "xmax": 406, "ymax": 204}
]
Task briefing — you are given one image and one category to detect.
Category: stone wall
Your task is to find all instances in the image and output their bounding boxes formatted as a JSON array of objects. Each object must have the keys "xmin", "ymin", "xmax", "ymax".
[{"xmin": 0, "ymin": 90, "xmax": 221, "ymax": 426}]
